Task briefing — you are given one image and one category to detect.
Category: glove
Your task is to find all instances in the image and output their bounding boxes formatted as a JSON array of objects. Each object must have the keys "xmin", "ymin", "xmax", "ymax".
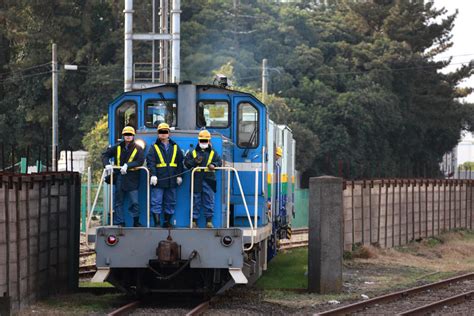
[
  {"xmin": 176, "ymin": 177, "xmax": 183, "ymax": 186},
  {"xmin": 105, "ymin": 164, "xmax": 114, "ymax": 172},
  {"xmin": 208, "ymin": 164, "xmax": 215, "ymax": 171},
  {"xmin": 150, "ymin": 176, "xmax": 158, "ymax": 186},
  {"xmin": 120, "ymin": 163, "xmax": 128, "ymax": 175},
  {"xmin": 195, "ymin": 156, "xmax": 203, "ymax": 164}
]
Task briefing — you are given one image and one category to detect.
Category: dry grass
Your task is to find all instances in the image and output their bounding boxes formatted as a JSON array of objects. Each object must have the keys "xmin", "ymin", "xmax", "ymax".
[
  {"xmin": 351, "ymin": 245, "xmax": 378, "ymax": 259},
  {"xmin": 355, "ymin": 230, "xmax": 474, "ymax": 272}
]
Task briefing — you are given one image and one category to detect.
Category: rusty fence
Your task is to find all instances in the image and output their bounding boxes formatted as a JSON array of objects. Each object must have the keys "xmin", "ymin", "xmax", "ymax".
[
  {"xmin": 343, "ymin": 179, "xmax": 474, "ymax": 251},
  {"xmin": 0, "ymin": 172, "xmax": 81, "ymax": 313}
]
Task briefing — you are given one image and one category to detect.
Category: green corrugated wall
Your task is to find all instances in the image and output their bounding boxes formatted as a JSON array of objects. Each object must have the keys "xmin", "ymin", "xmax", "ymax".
[{"xmin": 292, "ymin": 189, "xmax": 308, "ymax": 228}]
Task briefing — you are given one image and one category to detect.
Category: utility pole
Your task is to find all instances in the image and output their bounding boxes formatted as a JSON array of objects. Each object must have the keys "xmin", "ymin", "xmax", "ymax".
[
  {"xmin": 171, "ymin": 0, "xmax": 181, "ymax": 83},
  {"xmin": 262, "ymin": 58, "xmax": 268, "ymax": 104},
  {"xmin": 52, "ymin": 43, "xmax": 58, "ymax": 171}
]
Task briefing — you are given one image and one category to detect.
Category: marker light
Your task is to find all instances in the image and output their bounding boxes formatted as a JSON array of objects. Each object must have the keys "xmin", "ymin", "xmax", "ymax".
[
  {"xmin": 106, "ymin": 235, "xmax": 118, "ymax": 246},
  {"xmin": 221, "ymin": 235, "xmax": 233, "ymax": 247}
]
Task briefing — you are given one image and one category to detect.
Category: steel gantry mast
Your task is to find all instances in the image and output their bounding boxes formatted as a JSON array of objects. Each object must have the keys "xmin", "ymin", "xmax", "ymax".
[{"xmin": 124, "ymin": 0, "xmax": 180, "ymax": 92}]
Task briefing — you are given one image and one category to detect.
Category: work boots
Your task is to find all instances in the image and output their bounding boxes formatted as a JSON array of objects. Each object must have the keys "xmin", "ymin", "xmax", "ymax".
[
  {"xmin": 152, "ymin": 213, "xmax": 160, "ymax": 227},
  {"xmin": 163, "ymin": 213, "xmax": 173, "ymax": 228},
  {"xmin": 133, "ymin": 217, "xmax": 143, "ymax": 227},
  {"xmin": 206, "ymin": 217, "xmax": 213, "ymax": 228}
]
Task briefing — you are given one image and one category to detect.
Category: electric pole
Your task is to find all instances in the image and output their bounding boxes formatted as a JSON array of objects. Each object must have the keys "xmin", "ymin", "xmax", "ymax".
[
  {"xmin": 262, "ymin": 58, "xmax": 268, "ymax": 104},
  {"xmin": 52, "ymin": 43, "xmax": 58, "ymax": 171}
]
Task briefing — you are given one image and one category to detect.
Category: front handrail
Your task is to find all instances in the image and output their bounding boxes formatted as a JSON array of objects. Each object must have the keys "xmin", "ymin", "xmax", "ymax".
[
  {"xmin": 86, "ymin": 168, "xmax": 106, "ymax": 238},
  {"xmin": 189, "ymin": 166, "xmax": 259, "ymax": 251},
  {"xmin": 86, "ymin": 166, "xmax": 151, "ymax": 235},
  {"xmin": 109, "ymin": 166, "xmax": 151, "ymax": 227}
]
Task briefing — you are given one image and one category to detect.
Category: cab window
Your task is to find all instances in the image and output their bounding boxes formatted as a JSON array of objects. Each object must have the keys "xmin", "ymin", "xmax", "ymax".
[
  {"xmin": 145, "ymin": 100, "xmax": 177, "ymax": 128},
  {"xmin": 237, "ymin": 102, "xmax": 259, "ymax": 148},
  {"xmin": 115, "ymin": 101, "xmax": 137, "ymax": 141},
  {"xmin": 197, "ymin": 101, "xmax": 230, "ymax": 128}
]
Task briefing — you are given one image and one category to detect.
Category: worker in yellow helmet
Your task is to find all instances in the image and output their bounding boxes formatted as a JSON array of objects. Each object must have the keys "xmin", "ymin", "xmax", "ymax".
[
  {"xmin": 146, "ymin": 123, "xmax": 184, "ymax": 228},
  {"xmin": 184, "ymin": 130, "xmax": 222, "ymax": 228},
  {"xmin": 276, "ymin": 146, "xmax": 283, "ymax": 159},
  {"xmin": 101, "ymin": 126, "xmax": 145, "ymax": 227},
  {"xmin": 270, "ymin": 145, "xmax": 284, "ymax": 223}
]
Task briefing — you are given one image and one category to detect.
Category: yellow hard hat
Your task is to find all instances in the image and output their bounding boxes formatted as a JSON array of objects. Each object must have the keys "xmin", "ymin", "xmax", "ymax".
[
  {"xmin": 157, "ymin": 122, "xmax": 170, "ymax": 131},
  {"xmin": 276, "ymin": 147, "xmax": 283, "ymax": 157},
  {"xmin": 122, "ymin": 126, "xmax": 136, "ymax": 135},
  {"xmin": 198, "ymin": 130, "xmax": 211, "ymax": 140}
]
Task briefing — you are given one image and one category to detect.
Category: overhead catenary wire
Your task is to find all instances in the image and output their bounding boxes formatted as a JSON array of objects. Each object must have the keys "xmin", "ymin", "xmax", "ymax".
[
  {"xmin": 0, "ymin": 62, "xmax": 52, "ymax": 78},
  {"xmin": 0, "ymin": 70, "xmax": 52, "ymax": 84}
]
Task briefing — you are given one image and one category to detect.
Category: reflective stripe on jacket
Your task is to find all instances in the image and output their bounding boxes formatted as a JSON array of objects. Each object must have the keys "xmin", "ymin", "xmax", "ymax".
[
  {"xmin": 101, "ymin": 141, "xmax": 145, "ymax": 191},
  {"xmin": 184, "ymin": 144, "xmax": 222, "ymax": 193},
  {"xmin": 146, "ymin": 139, "xmax": 184, "ymax": 188}
]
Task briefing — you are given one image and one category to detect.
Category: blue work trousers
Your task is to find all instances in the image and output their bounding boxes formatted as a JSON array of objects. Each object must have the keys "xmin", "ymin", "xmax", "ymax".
[
  {"xmin": 151, "ymin": 187, "xmax": 177, "ymax": 215},
  {"xmin": 193, "ymin": 180, "xmax": 214, "ymax": 220},
  {"xmin": 113, "ymin": 184, "xmax": 139, "ymax": 225}
]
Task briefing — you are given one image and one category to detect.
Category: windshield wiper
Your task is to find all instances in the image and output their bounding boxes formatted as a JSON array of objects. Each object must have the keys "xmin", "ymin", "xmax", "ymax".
[{"xmin": 242, "ymin": 126, "xmax": 257, "ymax": 158}]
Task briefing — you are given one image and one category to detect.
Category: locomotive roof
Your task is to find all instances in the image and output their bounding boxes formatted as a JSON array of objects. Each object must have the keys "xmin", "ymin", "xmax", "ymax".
[{"xmin": 108, "ymin": 83, "xmax": 267, "ymax": 109}]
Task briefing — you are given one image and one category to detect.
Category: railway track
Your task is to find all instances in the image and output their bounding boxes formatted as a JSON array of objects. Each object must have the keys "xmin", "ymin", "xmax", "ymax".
[
  {"xmin": 80, "ymin": 250, "xmax": 95, "ymax": 257},
  {"xmin": 316, "ymin": 272, "xmax": 474, "ymax": 315},
  {"xmin": 106, "ymin": 298, "xmax": 211, "ymax": 316},
  {"xmin": 107, "ymin": 300, "xmax": 142, "ymax": 316},
  {"xmin": 79, "ymin": 249, "xmax": 96, "ymax": 278},
  {"xmin": 79, "ymin": 263, "xmax": 97, "ymax": 278},
  {"xmin": 185, "ymin": 300, "xmax": 210, "ymax": 316},
  {"xmin": 280, "ymin": 227, "xmax": 309, "ymax": 250}
]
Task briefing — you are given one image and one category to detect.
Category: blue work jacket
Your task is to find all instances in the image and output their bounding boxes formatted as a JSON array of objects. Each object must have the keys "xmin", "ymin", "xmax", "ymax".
[
  {"xmin": 184, "ymin": 143, "xmax": 222, "ymax": 193},
  {"xmin": 101, "ymin": 141, "xmax": 145, "ymax": 191},
  {"xmin": 146, "ymin": 138, "xmax": 184, "ymax": 188}
]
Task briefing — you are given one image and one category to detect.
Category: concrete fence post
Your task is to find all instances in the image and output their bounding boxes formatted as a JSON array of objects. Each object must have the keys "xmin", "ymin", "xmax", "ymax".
[{"xmin": 308, "ymin": 176, "xmax": 343, "ymax": 293}]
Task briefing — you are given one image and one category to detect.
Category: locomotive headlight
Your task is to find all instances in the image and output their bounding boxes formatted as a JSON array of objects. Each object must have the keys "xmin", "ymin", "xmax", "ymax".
[
  {"xmin": 106, "ymin": 235, "xmax": 119, "ymax": 246},
  {"xmin": 135, "ymin": 138, "xmax": 146, "ymax": 150},
  {"xmin": 221, "ymin": 235, "xmax": 233, "ymax": 247},
  {"xmin": 214, "ymin": 74, "xmax": 228, "ymax": 88}
]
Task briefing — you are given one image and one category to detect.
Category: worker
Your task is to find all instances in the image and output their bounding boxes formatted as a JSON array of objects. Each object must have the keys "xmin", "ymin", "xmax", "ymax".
[
  {"xmin": 184, "ymin": 130, "xmax": 222, "ymax": 228},
  {"xmin": 274, "ymin": 146, "xmax": 284, "ymax": 224},
  {"xmin": 102, "ymin": 126, "xmax": 145, "ymax": 227},
  {"xmin": 146, "ymin": 123, "xmax": 184, "ymax": 228}
]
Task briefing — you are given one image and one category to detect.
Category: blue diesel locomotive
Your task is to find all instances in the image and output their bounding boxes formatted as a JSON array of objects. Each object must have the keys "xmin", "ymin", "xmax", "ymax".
[{"xmin": 92, "ymin": 82, "xmax": 296, "ymax": 294}]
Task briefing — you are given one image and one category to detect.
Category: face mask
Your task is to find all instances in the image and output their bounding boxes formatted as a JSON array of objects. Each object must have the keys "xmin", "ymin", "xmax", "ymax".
[{"xmin": 200, "ymin": 143, "xmax": 209, "ymax": 149}]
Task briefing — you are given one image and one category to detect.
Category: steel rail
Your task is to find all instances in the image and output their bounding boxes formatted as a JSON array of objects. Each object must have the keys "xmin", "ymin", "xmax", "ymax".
[
  {"xmin": 316, "ymin": 272, "xmax": 474, "ymax": 315},
  {"xmin": 185, "ymin": 300, "xmax": 210, "ymax": 316},
  {"xmin": 292, "ymin": 228, "xmax": 308, "ymax": 235},
  {"xmin": 79, "ymin": 250, "xmax": 95, "ymax": 257},
  {"xmin": 398, "ymin": 290, "xmax": 474, "ymax": 315},
  {"xmin": 107, "ymin": 300, "xmax": 141, "ymax": 316},
  {"xmin": 79, "ymin": 263, "xmax": 97, "ymax": 278},
  {"xmin": 280, "ymin": 240, "xmax": 308, "ymax": 250}
]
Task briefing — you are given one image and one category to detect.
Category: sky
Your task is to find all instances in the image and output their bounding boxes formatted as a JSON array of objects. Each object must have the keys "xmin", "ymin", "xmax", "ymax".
[{"xmin": 434, "ymin": 0, "xmax": 474, "ymax": 103}]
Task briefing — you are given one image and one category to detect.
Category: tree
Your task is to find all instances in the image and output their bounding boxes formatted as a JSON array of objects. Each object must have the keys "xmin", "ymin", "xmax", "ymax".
[{"xmin": 82, "ymin": 115, "xmax": 108, "ymax": 182}]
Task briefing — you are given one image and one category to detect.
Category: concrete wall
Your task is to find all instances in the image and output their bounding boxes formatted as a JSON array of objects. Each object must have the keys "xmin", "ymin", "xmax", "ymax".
[
  {"xmin": 343, "ymin": 179, "xmax": 474, "ymax": 251},
  {"xmin": 0, "ymin": 173, "xmax": 81, "ymax": 313}
]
